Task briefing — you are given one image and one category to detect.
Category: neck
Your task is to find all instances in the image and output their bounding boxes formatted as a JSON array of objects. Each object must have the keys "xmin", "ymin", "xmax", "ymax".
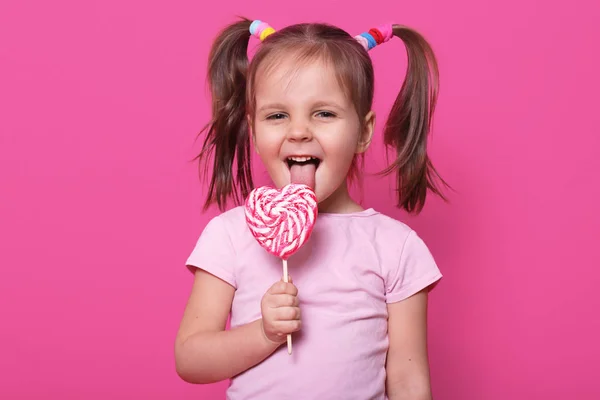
[{"xmin": 317, "ymin": 181, "xmax": 363, "ymax": 214}]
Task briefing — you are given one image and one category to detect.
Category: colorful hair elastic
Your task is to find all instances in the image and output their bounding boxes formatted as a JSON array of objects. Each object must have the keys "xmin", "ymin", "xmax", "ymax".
[
  {"xmin": 249, "ymin": 20, "xmax": 392, "ymax": 49},
  {"xmin": 250, "ymin": 20, "xmax": 276, "ymax": 41},
  {"xmin": 354, "ymin": 24, "xmax": 393, "ymax": 51}
]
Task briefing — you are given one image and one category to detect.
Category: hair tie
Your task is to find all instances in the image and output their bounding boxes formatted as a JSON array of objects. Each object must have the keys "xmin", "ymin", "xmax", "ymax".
[
  {"xmin": 250, "ymin": 20, "xmax": 276, "ymax": 41},
  {"xmin": 368, "ymin": 29, "xmax": 384, "ymax": 45},
  {"xmin": 354, "ymin": 23, "xmax": 393, "ymax": 51}
]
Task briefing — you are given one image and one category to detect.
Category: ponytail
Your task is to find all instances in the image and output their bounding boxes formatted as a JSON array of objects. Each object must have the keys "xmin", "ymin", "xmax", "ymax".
[
  {"xmin": 381, "ymin": 25, "xmax": 449, "ymax": 213},
  {"xmin": 195, "ymin": 18, "xmax": 253, "ymax": 211}
]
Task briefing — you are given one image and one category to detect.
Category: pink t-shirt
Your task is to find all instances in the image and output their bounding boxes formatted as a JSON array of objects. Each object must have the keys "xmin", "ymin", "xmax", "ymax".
[{"xmin": 186, "ymin": 206, "xmax": 442, "ymax": 399}]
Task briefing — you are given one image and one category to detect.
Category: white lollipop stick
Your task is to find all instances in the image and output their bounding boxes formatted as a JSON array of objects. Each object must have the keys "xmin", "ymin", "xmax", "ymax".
[{"xmin": 282, "ymin": 259, "xmax": 292, "ymax": 355}]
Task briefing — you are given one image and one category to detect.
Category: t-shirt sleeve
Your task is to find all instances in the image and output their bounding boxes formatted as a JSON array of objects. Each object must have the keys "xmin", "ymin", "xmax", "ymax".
[
  {"xmin": 385, "ymin": 230, "xmax": 442, "ymax": 303},
  {"xmin": 185, "ymin": 215, "xmax": 237, "ymax": 288}
]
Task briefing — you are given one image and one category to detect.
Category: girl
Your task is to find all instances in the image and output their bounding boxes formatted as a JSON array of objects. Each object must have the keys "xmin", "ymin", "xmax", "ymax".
[{"xmin": 175, "ymin": 17, "xmax": 448, "ymax": 400}]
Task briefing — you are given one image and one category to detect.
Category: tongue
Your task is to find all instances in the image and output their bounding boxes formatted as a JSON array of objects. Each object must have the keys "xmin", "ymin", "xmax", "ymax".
[{"xmin": 290, "ymin": 163, "xmax": 316, "ymax": 189}]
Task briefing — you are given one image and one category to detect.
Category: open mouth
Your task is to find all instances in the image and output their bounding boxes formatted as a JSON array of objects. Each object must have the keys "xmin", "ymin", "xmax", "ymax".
[{"xmin": 286, "ymin": 156, "xmax": 321, "ymax": 170}]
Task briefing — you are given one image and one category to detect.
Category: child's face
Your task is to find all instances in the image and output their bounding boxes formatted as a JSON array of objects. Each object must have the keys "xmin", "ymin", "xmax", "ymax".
[{"xmin": 251, "ymin": 58, "xmax": 373, "ymax": 211}]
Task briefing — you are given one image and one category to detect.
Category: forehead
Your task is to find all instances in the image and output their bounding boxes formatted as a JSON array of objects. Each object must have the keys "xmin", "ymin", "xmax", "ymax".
[{"xmin": 254, "ymin": 55, "xmax": 349, "ymax": 107}]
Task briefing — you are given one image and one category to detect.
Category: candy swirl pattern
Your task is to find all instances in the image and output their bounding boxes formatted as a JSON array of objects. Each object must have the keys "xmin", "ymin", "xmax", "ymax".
[{"xmin": 245, "ymin": 184, "xmax": 318, "ymax": 260}]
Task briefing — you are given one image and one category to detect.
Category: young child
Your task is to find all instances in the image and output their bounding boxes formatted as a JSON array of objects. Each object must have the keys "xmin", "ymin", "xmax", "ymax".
[{"xmin": 175, "ymin": 17, "xmax": 448, "ymax": 400}]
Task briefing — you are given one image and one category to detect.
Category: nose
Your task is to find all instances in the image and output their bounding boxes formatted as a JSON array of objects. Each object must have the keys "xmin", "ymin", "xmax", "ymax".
[{"xmin": 286, "ymin": 119, "xmax": 313, "ymax": 142}]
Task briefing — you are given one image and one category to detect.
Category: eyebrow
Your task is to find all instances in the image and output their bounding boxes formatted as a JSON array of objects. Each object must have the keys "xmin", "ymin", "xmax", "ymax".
[
  {"xmin": 257, "ymin": 103, "xmax": 287, "ymax": 113},
  {"xmin": 257, "ymin": 100, "xmax": 344, "ymax": 113},
  {"xmin": 312, "ymin": 100, "xmax": 344, "ymax": 110}
]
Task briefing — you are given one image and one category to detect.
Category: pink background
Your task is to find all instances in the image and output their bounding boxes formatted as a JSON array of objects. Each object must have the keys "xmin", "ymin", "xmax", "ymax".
[{"xmin": 1, "ymin": 0, "xmax": 599, "ymax": 399}]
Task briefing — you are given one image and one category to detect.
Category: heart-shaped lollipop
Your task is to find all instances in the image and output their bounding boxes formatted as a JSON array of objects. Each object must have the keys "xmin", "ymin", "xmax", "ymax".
[
  {"xmin": 245, "ymin": 183, "xmax": 318, "ymax": 259},
  {"xmin": 245, "ymin": 183, "xmax": 318, "ymax": 354}
]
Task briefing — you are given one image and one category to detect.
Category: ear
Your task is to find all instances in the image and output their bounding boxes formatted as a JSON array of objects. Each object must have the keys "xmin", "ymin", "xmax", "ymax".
[
  {"xmin": 356, "ymin": 111, "xmax": 375, "ymax": 153},
  {"xmin": 247, "ymin": 115, "xmax": 259, "ymax": 154}
]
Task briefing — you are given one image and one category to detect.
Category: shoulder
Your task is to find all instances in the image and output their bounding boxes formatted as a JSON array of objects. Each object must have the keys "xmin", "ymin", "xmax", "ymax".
[
  {"xmin": 198, "ymin": 205, "xmax": 256, "ymax": 253},
  {"xmin": 366, "ymin": 210, "xmax": 415, "ymax": 246},
  {"xmin": 321, "ymin": 208, "xmax": 416, "ymax": 252},
  {"xmin": 186, "ymin": 207, "xmax": 248, "ymax": 287},
  {"xmin": 365, "ymin": 210, "xmax": 435, "ymax": 268},
  {"xmin": 370, "ymin": 211, "xmax": 413, "ymax": 233},
  {"xmin": 191, "ymin": 206, "xmax": 248, "ymax": 248},
  {"xmin": 209, "ymin": 205, "xmax": 246, "ymax": 231},
  {"xmin": 370, "ymin": 212, "xmax": 442, "ymax": 302}
]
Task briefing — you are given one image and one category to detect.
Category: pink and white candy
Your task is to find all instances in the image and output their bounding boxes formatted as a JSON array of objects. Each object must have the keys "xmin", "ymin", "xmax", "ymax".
[
  {"xmin": 245, "ymin": 183, "xmax": 318, "ymax": 260},
  {"xmin": 244, "ymin": 183, "xmax": 318, "ymax": 355}
]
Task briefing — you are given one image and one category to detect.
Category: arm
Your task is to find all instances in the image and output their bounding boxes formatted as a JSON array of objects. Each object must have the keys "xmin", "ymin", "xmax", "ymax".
[
  {"xmin": 174, "ymin": 268, "xmax": 279, "ymax": 384},
  {"xmin": 385, "ymin": 289, "xmax": 433, "ymax": 400}
]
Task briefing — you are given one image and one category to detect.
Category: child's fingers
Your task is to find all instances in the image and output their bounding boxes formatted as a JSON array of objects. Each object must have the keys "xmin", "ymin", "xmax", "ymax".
[
  {"xmin": 268, "ymin": 281, "xmax": 298, "ymax": 296},
  {"xmin": 265, "ymin": 294, "xmax": 299, "ymax": 310},
  {"xmin": 275, "ymin": 306, "xmax": 301, "ymax": 321},
  {"xmin": 270, "ymin": 293, "xmax": 298, "ymax": 308},
  {"xmin": 274, "ymin": 319, "xmax": 302, "ymax": 334}
]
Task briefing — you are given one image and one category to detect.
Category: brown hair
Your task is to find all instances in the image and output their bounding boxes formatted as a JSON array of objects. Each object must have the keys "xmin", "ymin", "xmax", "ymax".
[{"xmin": 195, "ymin": 17, "xmax": 449, "ymax": 213}]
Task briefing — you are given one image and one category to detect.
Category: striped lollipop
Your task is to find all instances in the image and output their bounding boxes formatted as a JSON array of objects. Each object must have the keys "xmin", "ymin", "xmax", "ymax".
[
  {"xmin": 245, "ymin": 184, "xmax": 317, "ymax": 259},
  {"xmin": 245, "ymin": 183, "xmax": 318, "ymax": 354}
]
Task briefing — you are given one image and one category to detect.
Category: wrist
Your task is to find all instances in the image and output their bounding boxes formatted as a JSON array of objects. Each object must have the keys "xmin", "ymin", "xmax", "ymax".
[{"xmin": 258, "ymin": 319, "xmax": 284, "ymax": 349}]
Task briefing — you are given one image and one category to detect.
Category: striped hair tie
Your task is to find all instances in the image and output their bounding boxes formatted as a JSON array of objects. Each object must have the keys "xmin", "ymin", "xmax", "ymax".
[
  {"xmin": 249, "ymin": 20, "xmax": 276, "ymax": 41},
  {"xmin": 354, "ymin": 24, "xmax": 393, "ymax": 51}
]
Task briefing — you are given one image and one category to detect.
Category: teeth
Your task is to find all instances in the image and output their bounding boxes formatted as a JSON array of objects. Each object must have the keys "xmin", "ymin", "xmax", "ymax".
[{"xmin": 287, "ymin": 156, "xmax": 316, "ymax": 162}]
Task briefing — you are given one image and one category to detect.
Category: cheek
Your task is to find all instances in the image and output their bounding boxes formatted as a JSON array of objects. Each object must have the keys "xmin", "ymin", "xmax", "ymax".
[
  {"xmin": 325, "ymin": 129, "xmax": 360, "ymax": 163},
  {"xmin": 254, "ymin": 131, "xmax": 280, "ymax": 163}
]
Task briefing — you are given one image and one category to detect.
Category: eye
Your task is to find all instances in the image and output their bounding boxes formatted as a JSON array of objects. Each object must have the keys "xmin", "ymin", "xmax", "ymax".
[
  {"xmin": 266, "ymin": 113, "xmax": 287, "ymax": 120},
  {"xmin": 315, "ymin": 111, "xmax": 336, "ymax": 118}
]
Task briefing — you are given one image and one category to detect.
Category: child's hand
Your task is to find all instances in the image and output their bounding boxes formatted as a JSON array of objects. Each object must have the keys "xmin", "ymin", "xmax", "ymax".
[{"xmin": 260, "ymin": 278, "xmax": 301, "ymax": 345}]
